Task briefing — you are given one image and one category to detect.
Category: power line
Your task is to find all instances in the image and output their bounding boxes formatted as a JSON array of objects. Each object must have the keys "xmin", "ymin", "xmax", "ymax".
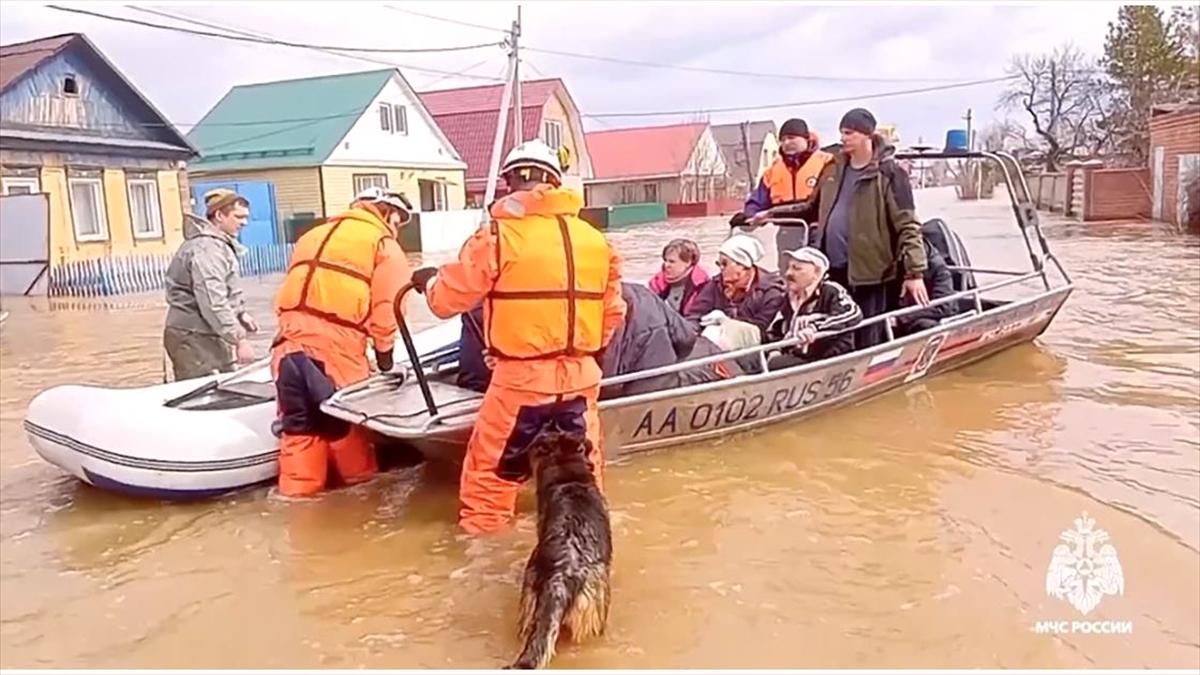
[
  {"xmin": 197, "ymin": 112, "xmax": 367, "ymax": 153},
  {"xmin": 582, "ymin": 75, "xmax": 1021, "ymax": 119},
  {"xmin": 523, "ymin": 46, "xmax": 986, "ymax": 83},
  {"xmin": 382, "ymin": 4, "xmax": 510, "ymax": 34},
  {"xmin": 122, "ymin": 5, "xmax": 503, "ymax": 84},
  {"xmin": 47, "ymin": 4, "xmax": 504, "ymax": 54}
]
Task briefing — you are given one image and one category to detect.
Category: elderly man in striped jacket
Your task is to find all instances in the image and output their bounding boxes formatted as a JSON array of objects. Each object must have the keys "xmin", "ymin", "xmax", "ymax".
[{"xmin": 765, "ymin": 247, "xmax": 862, "ymax": 371}]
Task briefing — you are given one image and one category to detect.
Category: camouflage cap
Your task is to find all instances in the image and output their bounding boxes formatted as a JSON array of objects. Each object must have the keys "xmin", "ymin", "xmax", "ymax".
[{"xmin": 204, "ymin": 188, "xmax": 249, "ymax": 217}]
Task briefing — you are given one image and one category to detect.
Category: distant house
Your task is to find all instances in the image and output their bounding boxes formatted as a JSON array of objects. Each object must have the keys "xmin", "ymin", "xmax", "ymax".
[
  {"xmin": 583, "ymin": 122, "xmax": 727, "ymax": 207},
  {"xmin": 711, "ymin": 121, "xmax": 778, "ymax": 199},
  {"xmin": 0, "ymin": 33, "xmax": 196, "ymax": 275},
  {"xmin": 418, "ymin": 78, "xmax": 593, "ymax": 206},
  {"xmin": 187, "ymin": 68, "xmax": 468, "ymax": 244},
  {"xmin": 1148, "ymin": 102, "xmax": 1200, "ymax": 228}
]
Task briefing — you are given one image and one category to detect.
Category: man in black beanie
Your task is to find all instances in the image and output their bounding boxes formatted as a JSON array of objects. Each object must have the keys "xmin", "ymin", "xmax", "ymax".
[
  {"xmin": 804, "ymin": 106, "xmax": 929, "ymax": 350},
  {"xmin": 730, "ymin": 117, "xmax": 833, "ymax": 271}
]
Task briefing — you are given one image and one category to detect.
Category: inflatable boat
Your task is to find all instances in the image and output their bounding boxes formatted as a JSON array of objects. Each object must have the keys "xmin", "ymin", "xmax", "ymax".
[{"xmin": 23, "ymin": 319, "xmax": 463, "ymax": 499}]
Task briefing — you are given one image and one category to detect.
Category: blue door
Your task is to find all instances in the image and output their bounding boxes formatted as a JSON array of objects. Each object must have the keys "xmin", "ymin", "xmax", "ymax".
[{"xmin": 191, "ymin": 180, "xmax": 279, "ymax": 247}]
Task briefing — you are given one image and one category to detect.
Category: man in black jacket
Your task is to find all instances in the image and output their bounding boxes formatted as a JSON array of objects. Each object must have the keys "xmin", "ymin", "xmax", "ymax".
[
  {"xmin": 766, "ymin": 247, "xmax": 863, "ymax": 370},
  {"xmin": 893, "ymin": 239, "xmax": 958, "ymax": 337}
]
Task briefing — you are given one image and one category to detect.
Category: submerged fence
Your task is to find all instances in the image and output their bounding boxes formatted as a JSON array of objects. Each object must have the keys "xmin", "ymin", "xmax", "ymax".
[{"xmin": 47, "ymin": 243, "xmax": 295, "ymax": 298}]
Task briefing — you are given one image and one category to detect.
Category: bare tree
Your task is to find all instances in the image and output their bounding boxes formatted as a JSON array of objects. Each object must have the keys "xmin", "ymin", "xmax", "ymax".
[{"xmin": 998, "ymin": 43, "xmax": 1111, "ymax": 171}]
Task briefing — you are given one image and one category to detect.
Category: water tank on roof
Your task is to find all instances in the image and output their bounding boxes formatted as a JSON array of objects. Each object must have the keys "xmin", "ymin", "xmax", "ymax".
[{"xmin": 945, "ymin": 129, "xmax": 969, "ymax": 153}]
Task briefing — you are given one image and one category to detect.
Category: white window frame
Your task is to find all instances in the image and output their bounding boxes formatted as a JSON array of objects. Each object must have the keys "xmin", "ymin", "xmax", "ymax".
[
  {"xmin": 68, "ymin": 177, "xmax": 109, "ymax": 243},
  {"xmin": 353, "ymin": 173, "xmax": 389, "ymax": 194},
  {"xmin": 542, "ymin": 120, "xmax": 563, "ymax": 150},
  {"xmin": 126, "ymin": 177, "xmax": 164, "ymax": 240},
  {"xmin": 392, "ymin": 104, "xmax": 408, "ymax": 135},
  {"xmin": 379, "ymin": 103, "xmax": 392, "ymax": 132},
  {"xmin": 1, "ymin": 176, "xmax": 39, "ymax": 195}
]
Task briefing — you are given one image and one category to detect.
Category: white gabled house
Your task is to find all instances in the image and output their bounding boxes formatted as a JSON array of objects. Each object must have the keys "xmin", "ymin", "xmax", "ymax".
[{"xmin": 187, "ymin": 68, "xmax": 479, "ymax": 251}]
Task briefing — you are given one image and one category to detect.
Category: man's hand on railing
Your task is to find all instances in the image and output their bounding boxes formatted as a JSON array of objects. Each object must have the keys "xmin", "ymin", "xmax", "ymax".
[{"xmin": 902, "ymin": 277, "xmax": 931, "ymax": 307}]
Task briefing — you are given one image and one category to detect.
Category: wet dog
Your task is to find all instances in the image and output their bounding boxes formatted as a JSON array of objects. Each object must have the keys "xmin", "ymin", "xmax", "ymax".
[{"xmin": 505, "ymin": 429, "xmax": 612, "ymax": 670}]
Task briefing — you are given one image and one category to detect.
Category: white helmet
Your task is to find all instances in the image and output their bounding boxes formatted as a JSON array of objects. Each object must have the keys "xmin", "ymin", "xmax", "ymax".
[
  {"xmin": 354, "ymin": 186, "xmax": 413, "ymax": 214},
  {"xmin": 501, "ymin": 140, "xmax": 563, "ymax": 184}
]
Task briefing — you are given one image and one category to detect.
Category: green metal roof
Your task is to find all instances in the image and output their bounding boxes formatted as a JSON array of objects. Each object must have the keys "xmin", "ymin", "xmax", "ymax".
[{"xmin": 187, "ymin": 68, "xmax": 393, "ymax": 172}]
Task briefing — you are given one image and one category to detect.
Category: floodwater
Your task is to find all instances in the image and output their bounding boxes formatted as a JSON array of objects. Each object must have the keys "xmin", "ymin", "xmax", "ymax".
[{"xmin": 1, "ymin": 187, "xmax": 1197, "ymax": 669}]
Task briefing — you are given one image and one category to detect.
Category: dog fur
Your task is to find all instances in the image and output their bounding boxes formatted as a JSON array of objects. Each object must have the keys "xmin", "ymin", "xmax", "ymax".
[{"xmin": 505, "ymin": 429, "xmax": 612, "ymax": 670}]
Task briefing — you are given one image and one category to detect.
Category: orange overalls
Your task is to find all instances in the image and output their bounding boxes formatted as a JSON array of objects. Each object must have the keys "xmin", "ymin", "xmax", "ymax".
[
  {"xmin": 425, "ymin": 184, "xmax": 627, "ymax": 534},
  {"xmin": 270, "ymin": 205, "xmax": 412, "ymax": 497}
]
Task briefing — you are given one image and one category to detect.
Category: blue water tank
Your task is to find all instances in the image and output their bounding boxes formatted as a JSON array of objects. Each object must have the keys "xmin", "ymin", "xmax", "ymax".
[{"xmin": 945, "ymin": 129, "xmax": 969, "ymax": 152}]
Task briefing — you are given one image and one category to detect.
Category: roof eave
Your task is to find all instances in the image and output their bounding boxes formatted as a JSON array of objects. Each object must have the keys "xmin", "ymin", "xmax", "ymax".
[{"xmin": 72, "ymin": 34, "xmax": 199, "ymax": 157}]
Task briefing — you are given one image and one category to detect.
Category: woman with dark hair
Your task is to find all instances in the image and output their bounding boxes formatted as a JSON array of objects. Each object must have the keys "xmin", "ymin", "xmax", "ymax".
[{"xmin": 648, "ymin": 238, "xmax": 709, "ymax": 314}]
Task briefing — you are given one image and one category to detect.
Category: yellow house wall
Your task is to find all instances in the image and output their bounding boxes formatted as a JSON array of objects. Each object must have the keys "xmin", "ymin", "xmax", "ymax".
[
  {"xmin": 186, "ymin": 166, "xmax": 324, "ymax": 224},
  {"xmin": 541, "ymin": 93, "xmax": 588, "ymax": 179},
  {"xmin": 37, "ymin": 164, "xmax": 188, "ymax": 264},
  {"xmin": 319, "ymin": 165, "xmax": 467, "ymax": 214}
]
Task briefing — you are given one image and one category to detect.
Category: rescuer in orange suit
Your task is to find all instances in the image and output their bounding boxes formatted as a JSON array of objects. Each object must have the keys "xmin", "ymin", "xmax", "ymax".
[
  {"xmin": 729, "ymin": 118, "xmax": 834, "ymax": 271},
  {"xmin": 269, "ymin": 187, "xmax": 414, "ymax": 497},
  {"xmin": 409, "ymin": 140, "xmax": 627, "ymax": 535}
]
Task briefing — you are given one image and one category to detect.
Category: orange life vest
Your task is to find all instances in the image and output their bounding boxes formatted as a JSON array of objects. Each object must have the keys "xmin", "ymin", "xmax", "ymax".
[
  {"xmin": 274, "ymin": 207, "xmax": 393, "ymax": 333},
  {"xmin": 762, "ymin": 149, "xmax": 833, "ymax": 205},
  {"xmin": 484, "ymin": 186, "xmax": 610, "ymax": 360}
]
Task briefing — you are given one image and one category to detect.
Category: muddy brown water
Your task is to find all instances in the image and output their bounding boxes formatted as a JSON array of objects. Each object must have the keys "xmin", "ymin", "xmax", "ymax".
[{"xmin": 1, "ymin": 188, "xmax": 1197, "ymax": 669}]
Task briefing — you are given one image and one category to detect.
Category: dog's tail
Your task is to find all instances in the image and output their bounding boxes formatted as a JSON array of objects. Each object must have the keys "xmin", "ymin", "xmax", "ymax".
[{"xmin": 506, "ymin": 579, "xmax": 571, "ymax": 670}]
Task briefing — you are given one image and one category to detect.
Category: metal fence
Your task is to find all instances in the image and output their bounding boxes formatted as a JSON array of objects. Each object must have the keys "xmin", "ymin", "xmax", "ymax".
[{"xmin": 46, "ymin": 243, "xmax": 295, "ymax": 298}]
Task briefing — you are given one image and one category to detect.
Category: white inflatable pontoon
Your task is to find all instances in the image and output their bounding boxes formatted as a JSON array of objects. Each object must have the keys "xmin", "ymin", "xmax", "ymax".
[{"xmin": 24, "ymin": 319, "xmax": 463, "ymax": 499}]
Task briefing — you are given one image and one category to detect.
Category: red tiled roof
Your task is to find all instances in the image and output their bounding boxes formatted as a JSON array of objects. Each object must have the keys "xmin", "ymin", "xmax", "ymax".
[
  {"xmin": 437, "ymin": 107, "xmax": 543, "ymax": 188},
  {"xmin": 0, "ymin": 34, "xmax": 77, "ymax": 92},
  {"xmin": 418, "ymin": 79, "xmax": 567, "ymax": 189},
  {"xmin": 420, "ymin": 78, "xmax": 562, "ymax": 116},
  {"xmin": 586, "ymin": 122, "xmax": 708, "ymax": 180}
]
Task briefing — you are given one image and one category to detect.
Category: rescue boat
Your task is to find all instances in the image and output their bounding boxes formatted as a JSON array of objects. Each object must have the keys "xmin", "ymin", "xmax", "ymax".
[
  {"xmin": 22, "ymin": 319, "xmax": 463, "ymax": 499},
  {"xmin": 319, "ymin": 150, "xmax": 1074, "ymax": 463}
]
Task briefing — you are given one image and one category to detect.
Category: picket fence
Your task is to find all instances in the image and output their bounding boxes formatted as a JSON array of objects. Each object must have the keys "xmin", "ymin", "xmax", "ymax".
[{"xmin": 47, "ymin": 243, "xmax": 296, "ymax": 298}]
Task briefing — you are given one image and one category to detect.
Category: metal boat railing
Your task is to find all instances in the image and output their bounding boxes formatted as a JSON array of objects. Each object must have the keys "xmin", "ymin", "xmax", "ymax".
[{"xmin": 401, "ymin": 267, "xmax": 1057, "ymax": 432}]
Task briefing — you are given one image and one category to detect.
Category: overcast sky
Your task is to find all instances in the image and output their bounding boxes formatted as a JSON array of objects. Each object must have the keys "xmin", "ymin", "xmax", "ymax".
[{"xmin": 1, "ymin": 1, "xmax": 1125, "ymax": 148}]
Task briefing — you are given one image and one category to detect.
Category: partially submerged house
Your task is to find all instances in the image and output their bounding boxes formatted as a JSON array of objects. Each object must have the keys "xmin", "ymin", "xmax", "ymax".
[
  {"xmin": 186, "ymin": 68, "xmax": 469, "ymax": 245},
  {"xmin": 583, "ymin": 122, "xmax": 729, "ymax": 208},
  {"xmin": 0, "ymin": 33, "xmax": 195, "ymax": 294},
  {"xmin": 418, "ymin": 77, "xmax": 593, "ymax": 206}
]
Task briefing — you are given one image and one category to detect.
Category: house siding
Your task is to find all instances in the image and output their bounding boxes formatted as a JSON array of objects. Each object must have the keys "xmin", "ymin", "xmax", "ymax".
[
  {"xmin": 188, "ymin": 166, "xmax": 324, "ymax": 222},
  {"xmin": 320, "ymin": 165, "xmax": 467, "ymax": 214},
  {"xmin": 0, "ymin": 38, "xmax": 193, "ymax": 267},
  {"xmin": 28, "ymin": 162, "xmax": 187, "ymax": 264},
  {"xmin": 586, "ymin": 177, "xmax": 681, "ymax": 207},
  {"xmin": 541, "ymin": 93, "xmax": 586, "ymax": 180},
  {"xmin": 1149, "ymin": 108, "xmax": 1200, "ymax": 226},
  {"xmin": 324, "ymin": 75, "xmax": 466, "ymax": 170}
]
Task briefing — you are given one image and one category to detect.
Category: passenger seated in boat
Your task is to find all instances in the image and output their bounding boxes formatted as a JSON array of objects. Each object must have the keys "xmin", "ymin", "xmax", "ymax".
[
  {"xmin": 766, "ymin": 247, "xmax": 862, "ymax": 371},
  {"xmin": 684, "ymin": 233, "xmax": 786, "ymax": 345},
  {"xmin": 893, "ymin": 239, "xmax": 958, "ymax": 337},
  {"xmin": 457, "ymin": 284, "xmax": 739, "ymax": 398},
  {"xmin": 456, "ymin": 304, "xmax": 491, "ymax": 393},
  {"xmin": 647, "ymin": 238, "xmax": 709, "ymax": 315}
]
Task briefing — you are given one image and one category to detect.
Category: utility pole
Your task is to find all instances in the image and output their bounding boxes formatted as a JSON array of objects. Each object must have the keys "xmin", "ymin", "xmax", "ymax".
[
  {"xmin": 482, "ymin": 7, "xmax": 522, "ymax": 210},
  {"xmin": 739, "ymin": 120, "xmax": 755, "ymax": 189},
  {"xmin": 511, "ymin": 6, "xmax": 523, "ymax": 146}
]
